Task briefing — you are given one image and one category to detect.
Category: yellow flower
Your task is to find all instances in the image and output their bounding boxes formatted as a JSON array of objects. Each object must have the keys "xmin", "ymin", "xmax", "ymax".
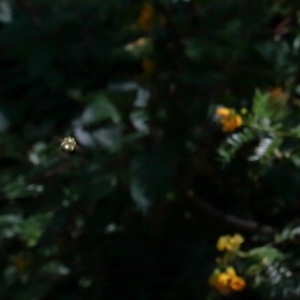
[
  {"xmin": 142, "ymin": 58, "xmax": 155, "ymax": 75},
  {"xmin": 208, "ymin": 269, "xmax": 220, "ymax": 286},
  {"xmin": 230, "ymin": 276, "xmax": 246, "ymax": 291},
  {"xmin": 231, "ymin": 233, "xmax": 244, "ymax": 246},
  {"xmin": 225, "ymin": 266, "xmax": 236, "ymax": 278},
  {"xmin": 221, "ymin": 115, "xmax": 242, "ymax": 132},
  {"xmin": 216, "ymin": 107, "xmax": 231, "ymax": 118},
  {"xmin": 136, "ymin": 3, "xmax": 155, "ymax": 31},
  {"xmin": 136, "ymin": 3, "xmax": 166, "ymax": 31},
  {"xmin": 217, "ymin": 235, "xmax": 231, "ymax": 251},
  {"xmin": 215, "ymin": 273, "xmax": 232, "ymax": 295},
  {"xmin": 209, "ymin": 270, "xmax": 231, "ymax": 295},
  {"xmin": 209, "ymin": 267, "xmax": 246, "ymax": 295},
  {"xmin": 215, "ymin": 107, "xmax": 242, "ymax": 132},
  {"xmin": 269, "ymin": 87, "xmax": 288, "ymax": 106},
  {"xmin": 269, "ymin": 87, "xmax": 288, "ymax": 100},
  {"xmin": 216, "ymin": 233, "xmax": 244, "ymax": 252}
]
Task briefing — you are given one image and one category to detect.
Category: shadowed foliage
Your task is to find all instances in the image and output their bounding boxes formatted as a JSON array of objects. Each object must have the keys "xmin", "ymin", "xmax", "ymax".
[{"xmin": 0, "ymin": 0, "xmax": 300, "ymax": 299}]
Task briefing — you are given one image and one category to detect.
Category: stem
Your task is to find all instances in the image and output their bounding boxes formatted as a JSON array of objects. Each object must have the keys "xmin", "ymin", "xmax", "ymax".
[{"xmin": 188, "ymin": 192, "xmax": 277, "ymax": 236}]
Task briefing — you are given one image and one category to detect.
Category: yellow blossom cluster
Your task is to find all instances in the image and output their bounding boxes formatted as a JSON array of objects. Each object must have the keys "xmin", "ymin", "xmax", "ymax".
[
  {"xmin": 269, "ymin": 86, "xmax": 288, "ymax": 100},
  {"xmin": 269, "ymin": 86, "xmax": 288, "ymax": 106},
  {"xmin": 217, "ymin": 233, "xmax": 244, "ymax": 252},
  {"xmin": 136, "ymin": 4, "xmax": 155, "ymax": 31},
  {"xmin": 136, "ymin": 3, "xmax": 165, "ymax": 31},
  {"xmin": 215, "ymin": 107, "xmax": 242, "ymax": 132},
  {"xmin": 208, "ymin": 234, "xmax": 246, "ymax": 295},
  {"xmin": 209, "ymin": 267, "xmax": 246, "ymax": 295}
]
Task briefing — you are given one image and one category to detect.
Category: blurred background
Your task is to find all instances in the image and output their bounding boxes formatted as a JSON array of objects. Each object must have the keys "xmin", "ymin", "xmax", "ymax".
[{"xmin": 1, "ymin": 0, "xmax": 300, "ymax": 299}]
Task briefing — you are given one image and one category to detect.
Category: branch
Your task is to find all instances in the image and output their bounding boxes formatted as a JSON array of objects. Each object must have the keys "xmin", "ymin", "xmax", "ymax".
[{"xmin": 188, "ymin": 191, "xmax": 277, "ymax": 236}]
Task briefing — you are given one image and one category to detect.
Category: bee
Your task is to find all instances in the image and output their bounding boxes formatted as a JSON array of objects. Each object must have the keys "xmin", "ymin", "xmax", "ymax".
[{"xmin": 60, "ymin": 136, "xmax": 76, "ymax": 153}]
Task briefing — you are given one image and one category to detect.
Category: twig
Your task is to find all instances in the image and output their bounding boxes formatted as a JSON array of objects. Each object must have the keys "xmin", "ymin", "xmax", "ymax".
[{"xmin": 188, "ymin": 192, "xmax": 277, "ymax": 236}]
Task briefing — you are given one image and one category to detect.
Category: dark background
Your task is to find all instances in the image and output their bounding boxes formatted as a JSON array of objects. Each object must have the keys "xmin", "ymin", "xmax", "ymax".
[{"xmin": 0, "ymin": 0, "xmax": 300, "ymax": 299}]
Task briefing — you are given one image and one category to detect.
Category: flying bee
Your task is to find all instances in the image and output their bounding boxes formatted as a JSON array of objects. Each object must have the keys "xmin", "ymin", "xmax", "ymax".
[{"xmin": 60, "ymin": 136, "xmax": 77, "ymax": 153}]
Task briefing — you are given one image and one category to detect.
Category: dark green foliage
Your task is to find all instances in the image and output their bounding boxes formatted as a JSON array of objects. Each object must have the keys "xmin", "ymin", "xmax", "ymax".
[{"xmin": 1, "ymin": 0, "xmax": 300, "ymax": 299}]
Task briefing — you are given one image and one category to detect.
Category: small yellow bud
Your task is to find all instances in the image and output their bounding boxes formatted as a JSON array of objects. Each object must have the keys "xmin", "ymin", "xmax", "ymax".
[{"xmin": 240, "ymin": 108, "xmax": 248, "ymax": 115}]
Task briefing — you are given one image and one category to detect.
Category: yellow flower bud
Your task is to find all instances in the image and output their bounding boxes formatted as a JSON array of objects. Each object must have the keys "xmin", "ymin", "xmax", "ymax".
[
  {"xmin": 215, "ymin": 107, "xmax": 242, "ymax": 132},
  {"xmin": 226, "ymin": 267, "xmax": 236, "ymax": 278},
  {"xmin": 215, "ymin": 273, "xmax": 232, "ymax": 295},
  {"xmin": 230, "ymin": 276, "xmax": 246, "ymax": 291},
  {"xmin": 216, "ymin": 107, "xmax": 231, "ymax": 117},
  {"xmin": 216, "ymin": 235, "xmax": 231, "ymax": 251}
]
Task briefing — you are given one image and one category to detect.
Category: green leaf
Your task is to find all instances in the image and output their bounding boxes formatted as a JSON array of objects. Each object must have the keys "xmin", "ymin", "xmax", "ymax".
[
  {"xmin": 21, "ymin": 213, "xmax": 53, "ymax": 247},
  {"xmin": 130, "ymin": 109, "xmax": 149, "ymax": 134},
  {"xmin": 81, "ymin": 93, "xmax": 121, "ymax": 128},
  {"xmin": 0, "ymin": 0, "xmax": 12, "ymax": 23},
  {"xmin": 218, "ymin": 128, "xmax": 256, "ymax": 163},
  {"xmin": 0, "ymin": 214, "xmax": 22, "ymax": 239},
  {"xmin": 130, "ymin": 149, "xmax": 178, "ymax": 214},
  {"xmin": 249, "ymin": 246, "xmax": 284, "ymax": 262},
  {"xmin": 248, "ymin": 135, "xmax": 283, "ymax": 163},
  {"xmin": 251, "ymin": 89, "xmax": 270, "ymax": 124}
]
